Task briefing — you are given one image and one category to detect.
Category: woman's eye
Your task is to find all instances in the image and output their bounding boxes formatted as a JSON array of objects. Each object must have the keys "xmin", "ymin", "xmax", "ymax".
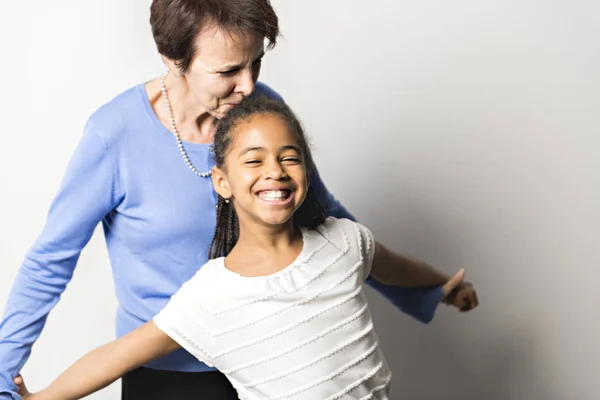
[
  {"xmin": 282, "ymin": 158, "xmax": 301, "ymax": 164},
  {"xmin": 219, "ymin": 69, "xmax": 238, "ymax": 76},
  {"xmin": 245, "ymin": 160, "xmax": 261, "ymax": 165}
]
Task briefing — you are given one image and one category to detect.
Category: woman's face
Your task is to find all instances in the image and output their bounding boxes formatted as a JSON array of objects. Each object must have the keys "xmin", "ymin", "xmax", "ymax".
[{"xmin": 181, "ymin": 26, "xmax": 265, "ymax": 119}]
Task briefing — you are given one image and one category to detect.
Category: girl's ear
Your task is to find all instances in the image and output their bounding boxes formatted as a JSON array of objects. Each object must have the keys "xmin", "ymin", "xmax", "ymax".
[{"xmin": 211, "ymin": 167, "xmax": 232, "ymax": 199}]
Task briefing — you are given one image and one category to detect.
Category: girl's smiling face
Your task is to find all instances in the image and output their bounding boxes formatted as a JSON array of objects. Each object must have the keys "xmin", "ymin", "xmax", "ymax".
[{"xmin": 212, "ymin": 113, "xmax": 309, "ymax": 229}]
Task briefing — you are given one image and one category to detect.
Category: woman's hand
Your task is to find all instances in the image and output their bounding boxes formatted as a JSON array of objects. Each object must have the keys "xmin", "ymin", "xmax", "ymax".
[
  {"xmin": 14, "ymin": 374, "xmax": 36, "ymax": 399},
  {"xmin": 441, "ymin": 269, "xmax": 479, "ymax": 312}
]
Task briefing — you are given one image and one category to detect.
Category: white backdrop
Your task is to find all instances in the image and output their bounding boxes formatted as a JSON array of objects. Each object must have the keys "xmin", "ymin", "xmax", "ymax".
[{"xmin": 1, "ymin": 1, "xmax": 598, "ymax": 399}]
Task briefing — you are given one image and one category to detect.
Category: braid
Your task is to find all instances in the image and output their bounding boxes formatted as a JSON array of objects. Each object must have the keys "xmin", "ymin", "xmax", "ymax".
[
  {"xmin": 233, "ymin": 208, "xmax": 240, "ymax": 240},
  {"xmin": 226, "ymin": 203, "xmax": 234, "ymax": 254},
  {"xmin": 225, "ymin": 199, "xmax": 240, "ymax": 256},
  {"xmin": 208, "ymin": 197, "xmax": 240, "ymax": 259},
  {"xmin": 208, "ymin": 198, "xmax": 224, "ymax": 259}
]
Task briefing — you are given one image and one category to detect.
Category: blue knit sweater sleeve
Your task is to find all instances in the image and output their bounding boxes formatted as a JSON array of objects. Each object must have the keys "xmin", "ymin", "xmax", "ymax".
[
  {"xmin": 256, "ymin": 82, "xmax": 444, "ymax": 324},
  {"xmin": 0, "ymin": 119, "xmax": 120, "ymax": 399}
]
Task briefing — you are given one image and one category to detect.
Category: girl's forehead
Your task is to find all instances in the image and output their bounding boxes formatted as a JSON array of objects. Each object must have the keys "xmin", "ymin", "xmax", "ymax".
[{"xmin": 228, "ymin": 114, "xmax": 301, "ymax": 151}]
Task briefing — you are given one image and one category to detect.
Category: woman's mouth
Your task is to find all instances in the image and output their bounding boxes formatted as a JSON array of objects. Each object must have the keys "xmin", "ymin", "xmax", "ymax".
[{"xmin": 256, "ymin": 189, "xmax": 294, "ymax": 204}]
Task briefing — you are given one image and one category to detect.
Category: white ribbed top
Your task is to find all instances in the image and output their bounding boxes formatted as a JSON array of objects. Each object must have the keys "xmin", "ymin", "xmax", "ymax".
[{"xmin": 154, "ymin": 217, "xmax": 391, "ymax": 399}]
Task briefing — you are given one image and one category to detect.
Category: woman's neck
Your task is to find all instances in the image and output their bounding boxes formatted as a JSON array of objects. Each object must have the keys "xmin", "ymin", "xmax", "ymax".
[{"xmin": 147, "ymin": 74, "xmax": 216, "ymax": 144}]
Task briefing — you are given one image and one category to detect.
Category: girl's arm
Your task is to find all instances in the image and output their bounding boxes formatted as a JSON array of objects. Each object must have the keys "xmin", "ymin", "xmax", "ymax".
[
  {"xmin": 370, "ymin": 242, "xmax": 479, "ymax": 311},
  {"xmin": 371, "ymin": 241, "xmax": 450, "ymax": 287},
  {"xmin": 309, "ymin": 169, "xmax": 447, "ymax": 323},
  {"xmin": 23, "ymin": 322, "xmax": 180, "ymax": 400}
]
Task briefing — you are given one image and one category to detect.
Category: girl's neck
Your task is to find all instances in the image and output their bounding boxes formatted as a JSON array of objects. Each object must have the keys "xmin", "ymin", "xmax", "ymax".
[
  {"xmin": 225, "ymin": 220, "xmax": 304, "ymax": 277},
  {"xmin": 236, "ymin": 219, "xmax": 299, "ymax": 252}
]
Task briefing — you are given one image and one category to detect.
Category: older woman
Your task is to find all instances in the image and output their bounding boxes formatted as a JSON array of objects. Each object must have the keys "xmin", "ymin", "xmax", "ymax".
[{"xmin": 0, "ymin": 0, "xmax": 476, "ymax": 399}]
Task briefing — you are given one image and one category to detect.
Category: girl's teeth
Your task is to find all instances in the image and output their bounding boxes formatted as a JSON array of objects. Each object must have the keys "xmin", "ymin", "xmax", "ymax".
[{"xmin": 259, "ymin": 190, "xmax": 288, "ymax": 200}]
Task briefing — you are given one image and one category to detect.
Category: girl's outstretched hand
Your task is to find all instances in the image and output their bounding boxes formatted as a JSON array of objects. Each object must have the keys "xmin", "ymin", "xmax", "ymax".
[{"xmin": 441, "ymin": 269, "xmax": 479, "ymax": 312}]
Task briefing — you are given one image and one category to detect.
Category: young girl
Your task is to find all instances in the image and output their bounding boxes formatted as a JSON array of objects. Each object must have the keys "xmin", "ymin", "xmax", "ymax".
[{"xmin": 16, "ymin": 96, "xmax": 478, "ymax": 400}]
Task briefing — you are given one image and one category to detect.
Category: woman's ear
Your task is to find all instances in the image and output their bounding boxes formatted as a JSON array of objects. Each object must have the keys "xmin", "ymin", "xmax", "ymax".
[
  {"xmin": 161, "ymin": 55, "xmax": 183, "ymax": 76},
  {"xmin": 211, "ymin": 167, "xmax": 232, "ymax": 199}
]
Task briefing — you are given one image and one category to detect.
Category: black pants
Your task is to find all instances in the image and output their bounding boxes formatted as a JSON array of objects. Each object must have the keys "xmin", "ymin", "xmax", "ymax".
[{"xmin": 121, "ymin": 367, "xmax": 239, "ymax": 399}]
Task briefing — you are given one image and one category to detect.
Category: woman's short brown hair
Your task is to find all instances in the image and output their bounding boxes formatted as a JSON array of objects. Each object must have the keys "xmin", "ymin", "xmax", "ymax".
[{"xmin": 150, "ymin": 0, "xmax": 280, "ymax": 72}]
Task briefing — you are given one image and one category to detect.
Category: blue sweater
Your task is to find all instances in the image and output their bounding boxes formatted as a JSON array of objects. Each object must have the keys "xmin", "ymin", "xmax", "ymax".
[{"xmin": 0, "ymin": 82, "xmax": 443, "ymax": 399}]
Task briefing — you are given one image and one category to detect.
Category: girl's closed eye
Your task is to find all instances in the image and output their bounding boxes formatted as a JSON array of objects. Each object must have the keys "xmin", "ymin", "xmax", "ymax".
[{"xmin": 281, "ymin": 157, "xmax": 302, "ymax": 164}]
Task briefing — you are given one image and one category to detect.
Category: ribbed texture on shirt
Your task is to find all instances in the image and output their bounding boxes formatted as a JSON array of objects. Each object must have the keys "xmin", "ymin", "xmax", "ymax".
[{"xmin": 155, "ymin": 217, "xmax": 392, "ymax": 399}]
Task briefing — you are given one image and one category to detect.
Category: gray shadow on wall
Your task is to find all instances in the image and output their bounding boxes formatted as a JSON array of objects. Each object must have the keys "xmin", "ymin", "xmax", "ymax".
[{"xmin": 362, "ymin": 195, "xmax": 558, "ymax": 400}]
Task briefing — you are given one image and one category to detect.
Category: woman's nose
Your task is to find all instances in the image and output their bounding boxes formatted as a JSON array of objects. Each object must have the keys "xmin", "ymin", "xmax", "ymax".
[{"xmin": 236, "ymin": 69, "xmax": 255, "ymax": 97}]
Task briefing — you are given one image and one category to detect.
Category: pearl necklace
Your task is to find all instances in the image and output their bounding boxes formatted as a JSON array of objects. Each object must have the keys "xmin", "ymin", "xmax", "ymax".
[{"xmin": 160, "ymin": 71, "xmax": 212, "ymax": 178}]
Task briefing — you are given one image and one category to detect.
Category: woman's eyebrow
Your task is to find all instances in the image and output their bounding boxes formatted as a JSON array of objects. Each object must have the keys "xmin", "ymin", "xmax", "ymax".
[{"xmin": 218, "ymin": 50, "xmax": 265, "ymax": 71}]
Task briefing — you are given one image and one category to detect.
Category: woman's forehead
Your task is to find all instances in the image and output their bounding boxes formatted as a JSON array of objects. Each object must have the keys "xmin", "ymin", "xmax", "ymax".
[{"xmin": 194, "ymin": 26, "xmax": 264, "ymax": 65}]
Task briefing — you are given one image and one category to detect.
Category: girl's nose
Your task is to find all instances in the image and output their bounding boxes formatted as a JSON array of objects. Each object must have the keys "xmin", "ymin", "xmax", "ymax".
[{"xmin": 265, "ymin": 163, "xmax": 287, "ymax": 180}]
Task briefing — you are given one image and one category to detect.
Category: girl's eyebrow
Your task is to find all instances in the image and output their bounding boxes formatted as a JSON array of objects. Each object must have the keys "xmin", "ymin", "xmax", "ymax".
[
  {"xmin": 238, "ymin": 146, "xmax": 263, "ymax": 157},
  {"xmin": 237, "ymin": 145, "xmax": 302, "ymax": 158},
  {"xmin": 280, "ymin": 145, "xmax": 302, "ymax": 154}
]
